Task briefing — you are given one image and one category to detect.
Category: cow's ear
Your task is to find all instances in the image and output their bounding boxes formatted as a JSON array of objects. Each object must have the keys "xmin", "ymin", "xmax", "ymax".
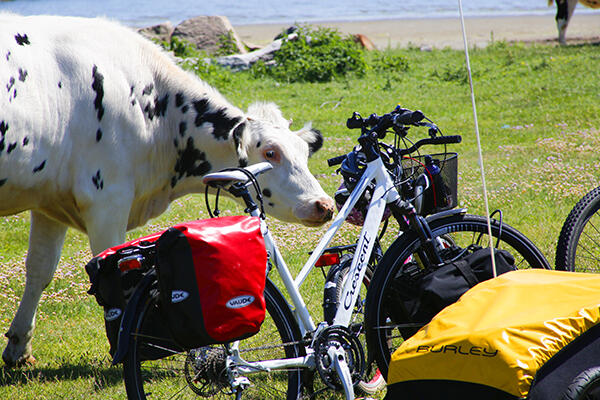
[
  {"xmin": 232, "ymin": 121, "xmax": 249, "ymax": 166},
  {"xmin": 297, "ymin": 124, "xmax": 324, "ymax": 157}
]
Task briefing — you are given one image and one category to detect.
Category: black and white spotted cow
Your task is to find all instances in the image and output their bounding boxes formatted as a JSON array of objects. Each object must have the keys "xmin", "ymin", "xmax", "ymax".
[
  {"xmin": 549, "ymin": 0, "xmax": 600, "ymax": 44},
  {"xmin": 0, "ymin": 14, "xmax": 335, "ymax": 366}
]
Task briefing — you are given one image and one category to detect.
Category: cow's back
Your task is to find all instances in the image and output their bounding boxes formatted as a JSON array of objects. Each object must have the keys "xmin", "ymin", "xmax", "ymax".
[{"xmin": 0, "ymin": 14, "xmax": 170, "ymax": 219}]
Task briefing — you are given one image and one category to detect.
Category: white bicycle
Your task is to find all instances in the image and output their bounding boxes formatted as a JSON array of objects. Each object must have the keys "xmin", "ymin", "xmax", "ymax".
[{"xmin": 116, "ymin": 106, "xmax": 550, "ymax": 399}]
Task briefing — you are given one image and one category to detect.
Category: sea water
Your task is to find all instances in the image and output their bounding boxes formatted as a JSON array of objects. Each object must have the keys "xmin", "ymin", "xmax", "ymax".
[{"xmin": 1, "ymin": 0, "xmax": 598, "ymax": 28}]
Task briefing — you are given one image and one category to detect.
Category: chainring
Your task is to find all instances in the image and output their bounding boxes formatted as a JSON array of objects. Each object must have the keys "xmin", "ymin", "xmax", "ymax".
[{"xmin": 313, "ymin": 326, "xmax": 366, "ymax": 391}]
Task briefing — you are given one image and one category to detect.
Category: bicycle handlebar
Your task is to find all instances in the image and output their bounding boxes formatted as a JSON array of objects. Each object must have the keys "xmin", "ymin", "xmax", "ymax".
[
  {"xmin": 328, "ymin": 106, "xmax": 462, "ymax": 167},
  {"xmin": 396, "ymin": 135, "xmax": 462, "ymax": 155},
  {"xmin": 326, "ymin": 134, "xmax": 462, "ymax": 167},
  {"xmin": 346, "ymin": 107, "xmax": 426, "ymax": 134}
]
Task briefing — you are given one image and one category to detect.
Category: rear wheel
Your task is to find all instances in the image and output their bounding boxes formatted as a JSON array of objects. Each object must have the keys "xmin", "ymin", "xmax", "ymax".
[
  {"xmin": 123, "ymin": 279, "xmax": 304, "ymax": 399},
  {"xmin": 365, "ymin": 213, "xmax": 550, "ymax": 379},
  {"xmin": 556, "ymin": 186, "xmax": 600, "ymax": 272}
]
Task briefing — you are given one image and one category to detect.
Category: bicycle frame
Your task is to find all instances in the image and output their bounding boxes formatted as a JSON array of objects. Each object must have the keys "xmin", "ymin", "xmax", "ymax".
[
  {"xmin": 113, "ymin": 105, "xmax": 475, "ymax": 400},
  {"xmin": 230, "ymin": 155, "xmax": 404, "ymax": 382}
]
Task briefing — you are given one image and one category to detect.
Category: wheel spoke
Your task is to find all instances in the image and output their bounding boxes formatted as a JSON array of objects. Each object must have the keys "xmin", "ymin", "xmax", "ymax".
[{"xmin": 578, "ymin": 222, "xmax": 600, "ymax": 267}]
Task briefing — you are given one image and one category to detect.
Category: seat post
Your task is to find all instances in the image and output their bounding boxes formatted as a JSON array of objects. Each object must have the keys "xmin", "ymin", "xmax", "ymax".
[{"xmin": 228, "ymin": 183, "xmax": 260, "ymax": 215}]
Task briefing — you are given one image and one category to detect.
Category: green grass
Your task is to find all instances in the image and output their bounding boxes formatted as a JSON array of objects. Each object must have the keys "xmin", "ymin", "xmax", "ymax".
[{"xmin": 1, "ymin": 41, "xmax": 600, "ymax": 398}]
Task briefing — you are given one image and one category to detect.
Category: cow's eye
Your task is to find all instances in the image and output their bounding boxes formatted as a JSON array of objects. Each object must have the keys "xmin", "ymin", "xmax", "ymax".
[{"xmin": 262, "ymin": 147, "xmax": 281, "ymax": 163}]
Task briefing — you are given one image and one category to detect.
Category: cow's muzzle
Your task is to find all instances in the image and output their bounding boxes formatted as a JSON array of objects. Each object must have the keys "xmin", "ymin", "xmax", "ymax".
[{"xmin": 296, "ymin": 196, "xmax": 335, "ymax": 226}]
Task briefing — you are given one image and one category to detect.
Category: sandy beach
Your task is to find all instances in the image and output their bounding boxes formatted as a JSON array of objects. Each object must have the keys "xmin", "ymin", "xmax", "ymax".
[{"xmin": 235, "ymin": 14, "xmax": 599, "ymax": 49}]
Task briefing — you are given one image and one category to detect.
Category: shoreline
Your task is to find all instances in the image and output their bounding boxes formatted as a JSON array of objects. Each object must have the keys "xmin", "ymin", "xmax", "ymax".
[{"xmin": 234, "ymin": 14, "xmax": 600, "ymax": 49}]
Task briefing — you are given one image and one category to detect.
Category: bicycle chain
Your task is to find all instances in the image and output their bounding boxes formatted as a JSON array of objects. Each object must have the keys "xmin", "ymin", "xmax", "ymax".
[{"xmin": 239, "ymin": 338, "xmax": 310, "ymax": 353}]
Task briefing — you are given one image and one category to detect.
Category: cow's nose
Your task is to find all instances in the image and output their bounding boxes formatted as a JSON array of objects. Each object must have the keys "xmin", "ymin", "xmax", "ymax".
[{"xmin": 315, "ymin": 197, "xmax": 335, "ymax": 222}]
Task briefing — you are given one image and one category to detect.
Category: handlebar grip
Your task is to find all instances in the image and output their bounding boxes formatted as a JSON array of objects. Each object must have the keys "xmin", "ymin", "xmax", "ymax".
[
  {"xmin": 346, "ymin": 112, "xmax": 363, "ymax": 129},
  {"xmin": 434, "ymin": 135, "xmax": 462, "ymax": 144},
  {"xmin": 393, "ymin": 110, "xmax": 425, "ymax": 126},
  {"xmin": 327, "ymin": 155, "xmax": 346, "ymax": 167}
]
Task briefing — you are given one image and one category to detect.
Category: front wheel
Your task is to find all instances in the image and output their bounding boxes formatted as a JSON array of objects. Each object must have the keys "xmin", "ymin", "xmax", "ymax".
[
  {"xmin": 123, "ymin": 279, "xmax": 305, "ymax": 399},
  {"xmin": 364, "ymin": 213, "xmax": 550, "ymax": 379},
  {"xmin": 323, "ymin": 252, "xmax": 386, "ymax": 395},
  {"xmin": 562, "ymin": 367, "xmax": 600, "ymax": 400},
  {"xmin": 556, "ymin": 186, "xmax": 600, "ymax": 272}
]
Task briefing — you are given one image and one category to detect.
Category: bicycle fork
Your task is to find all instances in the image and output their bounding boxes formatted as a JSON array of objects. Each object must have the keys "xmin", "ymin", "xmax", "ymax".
[{"xmin": 390, "ymin": 199, "xmax": 444, "ymax": 267}]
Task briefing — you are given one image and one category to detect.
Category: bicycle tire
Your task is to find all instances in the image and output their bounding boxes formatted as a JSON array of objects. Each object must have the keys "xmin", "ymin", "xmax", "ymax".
[
  {"xmin": 364, "ymin": 213, "xmax": 550, "ymax": 379},
  {"xmin": 123, "ymin": 278, "xmax": 305, "ymax": 400},
  {"xmin": 556, "ymin": 186, "xmax": 600, "ymax": 272},
  {"xmin": 562, "ymin": 366, "xmax": 600, "ymax": 400}
]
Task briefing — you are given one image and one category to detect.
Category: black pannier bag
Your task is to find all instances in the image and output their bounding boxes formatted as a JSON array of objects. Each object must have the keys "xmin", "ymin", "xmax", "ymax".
[
  {"xmin": 85, "ymin": 230, "xmax": 178, "ymax": 360},
  {"xmin": 156, "ymin": 216, "xmax": 268, "ymax": 349},
  {"xmin": 390, "ymin": 245, "xmax": 517, "ymax": 336}
]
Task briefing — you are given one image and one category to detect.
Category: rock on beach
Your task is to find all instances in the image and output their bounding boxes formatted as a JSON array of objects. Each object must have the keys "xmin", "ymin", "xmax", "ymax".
[{"xmin": 171, "ymin": 15, "xmax": 246, "ymax": 54}]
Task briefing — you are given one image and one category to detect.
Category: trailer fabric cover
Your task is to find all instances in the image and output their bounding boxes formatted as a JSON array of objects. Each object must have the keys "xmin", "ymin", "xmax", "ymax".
[{"xmin": 387, "ymin": 270, "xmax": 600, "ymax": 398}]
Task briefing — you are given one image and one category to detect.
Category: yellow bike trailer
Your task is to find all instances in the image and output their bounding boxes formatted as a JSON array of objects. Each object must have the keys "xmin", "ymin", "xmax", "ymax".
[{"xmin": 386, "ymin": 269, "xmax": 600, "ymax": 400}]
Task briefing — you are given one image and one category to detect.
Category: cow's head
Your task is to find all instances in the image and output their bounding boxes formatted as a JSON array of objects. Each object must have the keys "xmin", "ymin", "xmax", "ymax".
[{"xmin": 235, "ymin": 102, "xmax": 334, "ymax": 226}]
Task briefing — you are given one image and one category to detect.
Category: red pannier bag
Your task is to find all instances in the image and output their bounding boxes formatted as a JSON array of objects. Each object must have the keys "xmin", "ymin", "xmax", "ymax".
[{"xmin": 156, "ymin": 216, "xmax": 268, "ymax": 349}]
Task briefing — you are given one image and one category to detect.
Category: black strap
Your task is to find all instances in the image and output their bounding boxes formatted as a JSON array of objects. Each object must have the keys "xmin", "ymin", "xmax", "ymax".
[
  {"xmin": 155, "ymin": 227, "xmax": 182, "ymax": 285},
  {"xmin": 85, "ymin": 258, "xmax": 100, "ymax": 295},
  {"xmin": 453, "ymin": 259, "xmax": 479, "ymax": 287}
]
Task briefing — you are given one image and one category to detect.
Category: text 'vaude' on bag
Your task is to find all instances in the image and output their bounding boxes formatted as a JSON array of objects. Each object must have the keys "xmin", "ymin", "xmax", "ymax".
[{"xmin": 156, "ymin": 216, "xmax": 268, "ymax": 349}]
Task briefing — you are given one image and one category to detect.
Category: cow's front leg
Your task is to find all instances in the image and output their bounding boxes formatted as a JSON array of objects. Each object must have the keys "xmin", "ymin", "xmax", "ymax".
[
  {"xmin": 83, "ymin": 202, "xmax": 129, "ymax": 256},
  {"xmin": 3, "ymin": 211, "xmax": 67, "ymax": 367}
]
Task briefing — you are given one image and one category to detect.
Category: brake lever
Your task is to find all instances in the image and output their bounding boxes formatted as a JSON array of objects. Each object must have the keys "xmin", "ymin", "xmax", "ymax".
[
  {"xmin": 392, "ymin": 124, "xmax": 409, "ymax": 137},
  {"xmin": 415, "ymin": 121, "xmax": 440, "ymax": 137}
]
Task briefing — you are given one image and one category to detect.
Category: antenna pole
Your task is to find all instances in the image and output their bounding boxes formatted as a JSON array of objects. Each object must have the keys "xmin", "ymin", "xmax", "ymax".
[{"xmin": 458, "ymin": 0, "xmax": 497, "ymax": 277}]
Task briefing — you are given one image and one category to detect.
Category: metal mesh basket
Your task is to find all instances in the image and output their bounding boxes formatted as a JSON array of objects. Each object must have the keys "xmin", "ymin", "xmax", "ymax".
[{"xmin": 401, "ymin": 152, "xmax": 458, "ymax": 214}]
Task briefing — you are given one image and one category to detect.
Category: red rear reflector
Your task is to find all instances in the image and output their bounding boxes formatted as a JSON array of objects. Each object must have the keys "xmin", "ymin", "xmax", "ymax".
[
  {"xmin": 118, "ymin": 256, "xmax": 143, "ymax": 272},
  {"xmin": 315, "ymin": 253, "xmax": 340, "ymax": 267}
]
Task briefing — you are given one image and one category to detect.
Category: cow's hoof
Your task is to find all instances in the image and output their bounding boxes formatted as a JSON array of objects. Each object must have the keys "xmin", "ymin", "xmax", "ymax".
[
  {"xmin": 2, "ymin": 353, "xmax": 36, "ymax": 368},
  {"xmin": 2, "ymin": 336, "xmax": 36, "ymax": 368}
]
